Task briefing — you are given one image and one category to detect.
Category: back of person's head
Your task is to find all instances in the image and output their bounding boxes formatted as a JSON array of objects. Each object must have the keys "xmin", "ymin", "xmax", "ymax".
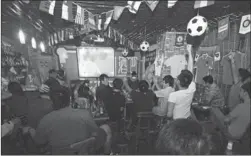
[
  {"xmin": 241, "ymin": 82, "xmax": 251, "ymax": 99},
  {"xmin": 239, "ymin": 68, "xmax": 251, "ymax": 82},
  {"xmin": 57, "ymin": 69, "xmax": 65, "ymax": 80},
  {"xmin": 139, "ymin": 80, "xmax": 149, "ymax": 93},
  {"xmin": 99, "ymin": 74, "xmax": 109, "ymax": 82},
  {"xmin": 50, "ymin": 86, "xmax": 70, "ymax": 110},
  {"xmin": 131, "ymin": 71, "xmax": 137, "ymax": 77},
  {"xmin": 8, "ymin": 81, "xmax": 24, "ymax": 96},
  {"xmin": 181, "ymin": 69, "xmax": 193, "ymax": 82},
  {"xmin": 163, "ymin": 75, "xmax": 174, "ymax": 87},
  {"xmin": 177, "ymin": 72, "xmax": 192, "ymax": 88},
  {"xmin": 203, "ymin": 75, "xmax": 214, "ymax": 84},
  {"xmin": 156, "ymin": 119, "xmax": 211, "ymax": 155},
  {"xmin": 113, "ymin": 78, "xmax": 123, "ymax": 90}
]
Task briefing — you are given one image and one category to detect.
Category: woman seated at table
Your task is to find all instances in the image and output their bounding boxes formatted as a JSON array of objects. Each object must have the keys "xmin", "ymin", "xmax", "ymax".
[
  {"xmin": 211, "ymin": 82, "xmax": 250, "ymax": 140},
  {"xmin": 130, "ymin": 80, "xmax": 155, "ymax": 126},
  {"xmin": 202, "ymin": 75, "xmax": 225, "ymax": 109}
]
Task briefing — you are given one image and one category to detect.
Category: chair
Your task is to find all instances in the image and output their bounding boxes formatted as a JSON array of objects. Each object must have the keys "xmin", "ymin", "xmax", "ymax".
[
  {"xmin": 135, "ymin": 112, "xmax": 155, "ymax": 153},
  {"xmin": 52, "ymin": 137, "xmax": 96, "ymax": 155}
]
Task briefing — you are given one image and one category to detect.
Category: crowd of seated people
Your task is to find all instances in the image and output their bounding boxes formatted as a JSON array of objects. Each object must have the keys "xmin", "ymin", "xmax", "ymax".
[{"xmin": 1, "ymin": 66, "xmax": 250, "ymax": 155}]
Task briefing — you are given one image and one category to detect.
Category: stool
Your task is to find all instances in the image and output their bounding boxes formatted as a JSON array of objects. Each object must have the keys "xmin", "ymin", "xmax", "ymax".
[{"xmin": 117, "ymin": 143, "xmax": 128, "ymax": 154}]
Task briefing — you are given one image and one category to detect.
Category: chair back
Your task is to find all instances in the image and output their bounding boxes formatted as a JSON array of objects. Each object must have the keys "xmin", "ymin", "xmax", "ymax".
[{"xmin": 52, "ymin": 137, "xmax": 96, "ymax": 155}]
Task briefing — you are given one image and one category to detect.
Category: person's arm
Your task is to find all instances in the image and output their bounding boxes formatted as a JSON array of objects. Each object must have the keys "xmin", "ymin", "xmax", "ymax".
[
  {"xmin": 123, "ymin": 78, "xmax": 132, "ymax": 93},
  {"xmin": 153, "ymin": 77, "xmax": 162, "ymax": 90},
  {"xmin": 230, "ymin": 56, "xmax": 239, "ymax": 84},
  {"xmin": 187, "ymin": 44, "xmax": 194, "ymax": 74},
  {"xmin": 1, "ymin": 122, "xmax": 14, "ymax": 137},
  {"xmin": 166, "ymin": 93, "xmax": 176, "ymax": 118}
]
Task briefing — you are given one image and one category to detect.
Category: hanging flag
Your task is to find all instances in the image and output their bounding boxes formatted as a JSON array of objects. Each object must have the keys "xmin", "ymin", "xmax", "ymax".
[
  {"xmin": 113, "ymin": 6, "xmax": 125, "ymax": 20},
  {"xmin": 54, "ymin": 33, "xmax": 58, "ymax": 44},
  {"xmin": 61, "ymin": 1, "xmax": 74, "ymax": 22},
  {"xmin": 104, "ymin": 10, "xmax": 113, "ymax": 30},
  {"xmin": 194, "ymin": 0, "xmax": 215, "ymax": 9},
  {"xmin": 75, "ymin": 5, "xmax": 85, "ymax": 25},
  {"xmin": 57, "ymin": 31, "xmax": 61, "ymax": 42},
  {"xmin": 96, "ymin": 14, "xmax": 103, "ymax": 30},
  {"xmin": 88, "ymin": 12, "xmax": 96, "ymax": 30},
  {"xmin": 48, "ymin": 36, "xmax": 51, "ymax": 46},
  {"xmin": 174, "ymin": 34, "xmax": 185, "ymax": 47},
  {"xmin": 69, "ymin": 29, "xmax": 74, "ymax": 39},
  {"xmin": 39, "ymin": 0, "xmax": 56, "ymax": 15},
  {"xmin": 61, "ymin": 29, "xmax": 64, "ymax": 41},
  {"xmin": 145, "ymin": 1, "xmax": 159, "ymax": 11},
  {"xmin": 239, "ymin": 14, "xmax": 251, "ymax": 35},
  {"xmin": 50, "ymin": 35, "xmax": 54, "ymax": 45},
  {"xmin": 127, "ymin": 1, "xmax": 142, "ymax": 14},
  {"xmin": 167, "ymin": 0, "xmax": 178, "ymax": 8},
  {"xmin": 218, "ymin": 16, "xmax": 229, "ymax": 40}
]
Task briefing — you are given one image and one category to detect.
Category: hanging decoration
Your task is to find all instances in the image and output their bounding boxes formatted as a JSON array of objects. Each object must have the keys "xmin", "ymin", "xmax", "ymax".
[
  {"xmin": 19, "ymin": 29, "xmax": 26, "ymax": 44},
  {"xmin": 167, "ymin": 0, "xmax": 178, "ymax": 8},
  {"xmin": 127, "ymin": 1, "xmax": 142, "ymax": 14},
  {"xmin": 122, "ymin": 48, "xmax": 129, "ymax": 57},
  {"xmin": 239, "ymin": 14, "xmax": 251, "ymax": 35},
  {"xmin": 31, "ymin": 37, "xmax": 37, "ymax": 49},
  {"xmin": 140, "ymin": 41, "xmax": 150, "ymax": 52},
  {"xmin": 194, "ymin": 0, "xmax": 215, "ymax": 9},
  {"xmin": 187, "ymin": 15, "xmax": 208, "ymax": 37},
  {"xmin": 145, "ymin": 1, "xmax": 159, "ymax": 11},
  {"xmin": 218, "ymin": 16, "xmax": 229, "ymax": 40}
]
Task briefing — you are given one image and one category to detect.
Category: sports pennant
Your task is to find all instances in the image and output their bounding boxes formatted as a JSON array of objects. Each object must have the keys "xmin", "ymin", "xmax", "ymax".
[
  {"xmin": 214, "ymin": 52, "xmax": 221, "ymax": 61},
  {"xmin": 194, "ymin": 0, "xmax": 214, "ymax": 9},
  {"xmin": 174, "ymin": 34, "xmax": 185, "ymax": 47},
  {"xmin": 88, "ymin": 12, "xmax": 96, "ymax": 30},
  {"xmin": 145, "ymin": 1, "xmax": 159, "ymax": 11},
  {"xmin": 61, "ymin": 1, "xmax": 74, "ymax": 22},
  {"xmin": 127, "ymin": 1, "xmax": 142, "ymax": 14},
  {"xmin": 113, "ymin": 6, "xmax": 125, "ymax": 20},
  {"xmin": 104, "ymin": 10, "xmax": 113, "ymax": 30},
  {"xmin": 39, "ymin": 0, "xmax": 56, "ymax": 15},
  {"xmin": 218, "ymin": 16, "xmax": 229, "ymax": 40},
  {"xmin": 239, "ymin": 14, "xmax": 251, "ymax": 35},
  {"xmin": 167, "ymin": 0, "xmax": 178, "ymax": 8}
]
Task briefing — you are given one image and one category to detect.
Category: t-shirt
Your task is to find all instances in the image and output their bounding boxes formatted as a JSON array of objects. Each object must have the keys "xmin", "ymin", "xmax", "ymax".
[
  {"xmin": 168, "ymin": 82, "xmax": 196, "ymax": 119},
  {"xmin": 164, "ymin": 55, "xmax": 187, "ymax": 78},
  {"xmin": 131, "ymin": 90, "xmax": 155, "ymax": 114},
  {"xmin": 203, "ymin": 83, "xmax": 225, "ymax": 108},
  {"xmin": 228, "ymin": 103, "xmax": 250, "ymax": 139},
  {"xmin": 152, "ymin": 87, "xmax": 174, "ymax": 116},
  {"xmin": 195, "ymin": 55, "xmax": 214, "ymax": 84},
  {"xmin": 34, "ymin": 107, "xmax": 101, "ymax": 149},
  {"xmin": 221, "ymin": 52, "xmax": 246, "ymax": 85}
]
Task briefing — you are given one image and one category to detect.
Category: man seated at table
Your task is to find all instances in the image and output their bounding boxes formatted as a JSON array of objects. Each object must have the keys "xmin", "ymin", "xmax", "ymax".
[
  {"xmin": 167, "ymin": 70, "xmax": 196, "ymax": 120},
  {"xmin": 152, "ymin": 75, "xmax": 175, "ymax": 117},
  {"xmin": 129, "ymin": 80, "xmax": 155, "ymax": 128},
  {"xmin": 34, "ymin": 86, "xmax": 112, "ymax": 154},
  {"xmin": 202, "ymin": 75, "xmax": 225, "ymax": 109},
  {"xmin": 211, "ymin": 82, "xmax": 250, "ymax": 140}
]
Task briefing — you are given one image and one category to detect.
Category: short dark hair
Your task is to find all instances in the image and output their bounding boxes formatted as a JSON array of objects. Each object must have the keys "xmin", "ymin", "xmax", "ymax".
[
  {"xmin": 99, "ymin": 74, "xmax": 109, "ymax": 82},
  {"xmin": 8, "ymin": 81, "xmax": 24, "ymax": 96},
  {"xmin": 181, "ymin": 69, "xmax": 193, "ymax": 82},
  {"xmin": 131, "ymin": 71, "xmax": 137, "ymax": 76},
  {"xmin": 139, "ymin": 80, "xmax": 149, "ymax": 93},
  {"xmin": 203, "ymin": 75, "xmax": 214, "ymax": 84},
  {"xmin": 163, "ymin": 75, "xmax": 174, "ymax": 87},
  {"xmin": 50, "ymin": 86, "xmax": 70, "ymax": 110},
  {"xmin": 113, "ymin": 78, "xmax": 123, "ymax": 90},
  {"xmin": 239, "ymin": 68, "xmax": 251, "ymax": 82},
  {"xmin": 49, "ymin": 69, "xmax": 56, "ymax": 74},
  {"xmin": 156, "ymin": 119, "xmax": 211, "ymax": 155},
  {"xmin": 241, "ymin": 82, "xmax": 251, "ymax": 98},
  {"xmin": 177, "ymin": 72, "xmax": 192, "ymax": 88}
]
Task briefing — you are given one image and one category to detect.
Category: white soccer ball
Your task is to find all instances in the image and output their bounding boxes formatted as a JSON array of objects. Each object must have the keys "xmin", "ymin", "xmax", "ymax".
[
  {"xmin": 187, "ymin": 15, "xmax": 208, "ymax": 37},
  {"xmin": 140, "ymin": 41, "xmax": 150, "ymax": 52},
  {"xmin": 122, "ymin": 49, "xmax": 129, "ymax": 57}
]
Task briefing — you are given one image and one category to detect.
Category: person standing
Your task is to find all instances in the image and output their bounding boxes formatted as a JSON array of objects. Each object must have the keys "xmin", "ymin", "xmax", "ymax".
[
  {"xmin": 123, "ymin": 71, "xmax": 139, "ymax": 93},
  {"xmin": 96, "ymin": 74, "xmax": 112, "ymax": 107}
]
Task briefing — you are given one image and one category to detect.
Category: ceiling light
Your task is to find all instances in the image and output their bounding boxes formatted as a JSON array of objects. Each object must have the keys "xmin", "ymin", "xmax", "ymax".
[
  {"xmin": 19, "ymin": 29, "xmax": 25, "ymax": 44},
  {"xmin": 40, "ymin": 42, "xmax": 45, "ymax": 52},
  {"xmin": 31, "ymin": 37, "xmax": 36, "ymax": 49}
]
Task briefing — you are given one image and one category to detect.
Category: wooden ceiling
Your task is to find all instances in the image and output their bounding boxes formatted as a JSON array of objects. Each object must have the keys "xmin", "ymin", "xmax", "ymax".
[{"xmin": 1, "ymin": 1, "xmax": 250, "ymax": 45}]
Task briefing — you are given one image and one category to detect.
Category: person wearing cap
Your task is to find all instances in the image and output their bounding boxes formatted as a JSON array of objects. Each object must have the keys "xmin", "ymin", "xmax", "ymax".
[{"xmin": 123, "ymin": 71, "xmax": 139, "ymax": 93}]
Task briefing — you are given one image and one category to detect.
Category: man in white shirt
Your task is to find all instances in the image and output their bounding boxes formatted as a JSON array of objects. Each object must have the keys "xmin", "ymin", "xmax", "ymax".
[
  {"xmin": 167, "ymin": 70, "xmax": 196, "ymax": 119},
  {"xmin": 152, "ymin": 75, "xmax": 175, "ymax": 116}
]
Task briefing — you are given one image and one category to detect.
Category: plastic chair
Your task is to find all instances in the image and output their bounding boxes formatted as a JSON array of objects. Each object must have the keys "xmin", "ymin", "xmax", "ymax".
[{"xmin": 52, "ymin": 137, "xmax": 96, "ymax": 155}]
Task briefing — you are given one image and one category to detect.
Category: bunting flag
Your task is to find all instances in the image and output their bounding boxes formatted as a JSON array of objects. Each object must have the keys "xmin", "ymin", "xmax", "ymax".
[
  {"xmin": 61, "ymin": 1, "xmax": 74, "ymax": 22},
  {"xmin": 96, "ymin": 14, "xmax": 103, "ymax": 31},
  {"xmin": 22, "ymin": 0, "xmax": 30, "ymax": 4},
  {"xmin": 54, "ymin": 33, "xmax": 58, "ymax": 44},
  {"xmin": 57, "ymin": 31, "xmax": 61, "ymax": 42},
  {"xmin": 48, "ymin": 36, "xmax": 51, "ymax": 46},
  {"xmin": 194, "ymin": 0, "xmax": 215, "ymax": 9},
  {"xmin": 88, "ymin": 12, "xmax": 96, "ymax": 30},
  {"xmin": 104, "ymin": 10, "xmax": 113, "ymax": 30},
  {"xmin": 113, "ymin": 6, "xmax": 125, "ymax": 20},
  {"xmin": 127, "ymin": 1, "xmax": 142, "ymax": 14},
  {"xmin": 39, "ymin": 0, "xmax": 56, "ymax": 15},
  {"xmin": 75, "ymin": 5, "xmax": 85, "ymax": 25},
  {"xmin": 239, "ymin": 14, "xmax": 251, "ymax": 35},
  {"xmin": 218, "ymin": 16, "xmax": 229, "ymax": 40},
  {"xmin": 50, "ymin": 35, "xmax": 54, "ymax": 45},
  {"xmin": 145, "ymin": 1, "xmax": 159, "ymax": 11},
  {"xmin": 61, "ymin": 29, "xmax": 64, "ymax": 41},
  {"xmin": 167, "ymin": 0, "xmax": 178, "ymax": 8}
]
